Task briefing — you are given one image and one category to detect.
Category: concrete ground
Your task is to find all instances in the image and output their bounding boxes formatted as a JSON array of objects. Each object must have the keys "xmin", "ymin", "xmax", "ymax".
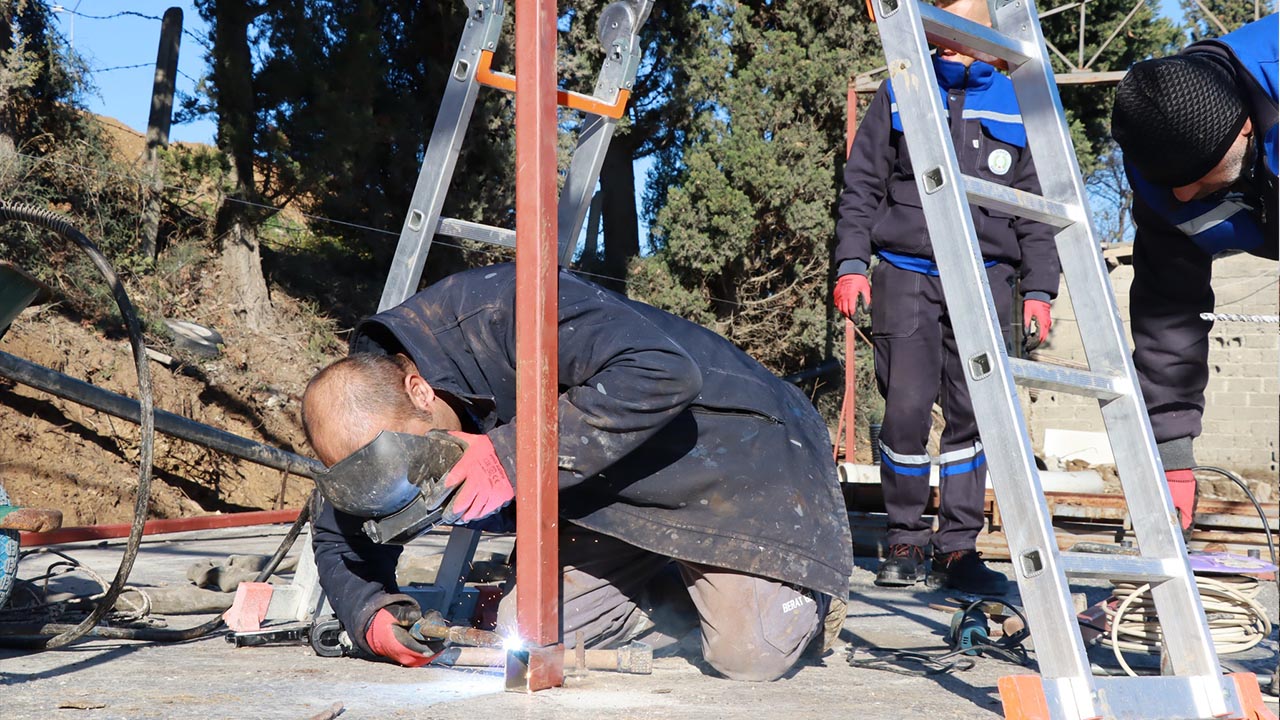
[{"xmin": 0, "ymin": 525, "xmax": 1276, "ymax": 720}]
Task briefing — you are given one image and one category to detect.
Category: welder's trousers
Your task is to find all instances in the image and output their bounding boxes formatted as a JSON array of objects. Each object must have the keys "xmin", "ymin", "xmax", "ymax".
[
  {"xmin": 871, "ymin": 261, "xmax": 1015, "ymax": 553},
  {"xmin": 496, "ymin": 524, "xmax": 827, "ymax": 682}
]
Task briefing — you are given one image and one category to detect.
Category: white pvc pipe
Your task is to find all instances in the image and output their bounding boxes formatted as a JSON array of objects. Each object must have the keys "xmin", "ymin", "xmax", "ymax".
[{"xmin": 837, "ymin": 463, "xmax": 1104, "ymax": 494}]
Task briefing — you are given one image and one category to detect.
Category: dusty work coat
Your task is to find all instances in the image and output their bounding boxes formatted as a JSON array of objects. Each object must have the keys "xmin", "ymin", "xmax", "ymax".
[{"xmin": 312, "ymin": 264, "xmax": 854, "ymax": 649}]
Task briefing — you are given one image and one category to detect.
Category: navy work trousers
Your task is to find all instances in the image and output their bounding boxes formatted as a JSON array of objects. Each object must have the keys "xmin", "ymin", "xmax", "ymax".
[{"xmin": 871, "ymin": 261, "xmax": 1015, "ymax": 553}]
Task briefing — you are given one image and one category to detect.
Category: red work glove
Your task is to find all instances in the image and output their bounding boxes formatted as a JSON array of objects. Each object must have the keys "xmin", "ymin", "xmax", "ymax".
[
  {"xmin": 442, "ymin": 431, "xmax": 514, "ymax": 524},
  {"xmin": 1022, "ymin": 299, "xmax": 1052, "ymax": 351},
  {"xmin": 833, "ymin": 274, "xmax": 871, "ymax": 319},
  {"xmin": 1165, "ymin": 469, "xmax": 1197, "ymax": 531},
  {"xmin": 365, "ymin": 605, "xmax": 440, "ymax": 667}
]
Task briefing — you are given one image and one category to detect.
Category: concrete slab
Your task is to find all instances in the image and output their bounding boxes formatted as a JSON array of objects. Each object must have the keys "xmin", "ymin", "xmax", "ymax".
[{"xmin": 0, "ymin": 527, "xmax": 1275, "ymax": 720}]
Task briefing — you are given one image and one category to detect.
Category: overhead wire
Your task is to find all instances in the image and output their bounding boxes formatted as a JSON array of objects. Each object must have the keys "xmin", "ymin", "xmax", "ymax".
[{"xmin": 7, "ymin": 149, "xmax": 767, "ymax": 310}]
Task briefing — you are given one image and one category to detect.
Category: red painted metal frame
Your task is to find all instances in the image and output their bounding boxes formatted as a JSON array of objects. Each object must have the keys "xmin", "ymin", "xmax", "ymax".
[
  {"xmin": 512, "ymin": 0, "xmax": 565, "ymax": 692},
  {"xmin": 19, "ymin": 508, "xmax": 301, "ymax": 547}
]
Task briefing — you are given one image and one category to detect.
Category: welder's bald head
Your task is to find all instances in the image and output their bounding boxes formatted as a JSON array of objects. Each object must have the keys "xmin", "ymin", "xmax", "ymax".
[{"xmin": 302, "ymin": 353, "xmax": 457, "ymax": 466}]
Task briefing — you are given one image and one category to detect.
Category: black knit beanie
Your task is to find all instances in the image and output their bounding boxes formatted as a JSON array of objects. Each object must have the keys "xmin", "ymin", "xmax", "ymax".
[{"xmin": 1111, "ymin": 54, "xmax": 1247, "ymax": 187}]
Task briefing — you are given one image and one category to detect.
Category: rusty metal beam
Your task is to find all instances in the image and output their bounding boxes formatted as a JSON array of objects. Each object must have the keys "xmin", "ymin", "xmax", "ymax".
[
  {"xmin": 837, "ymin": 80, "xmax": 860, "ymax": 463},
  {"xmin": 511, "ymin": 0, "xmax": 564, "ymax": 693}
]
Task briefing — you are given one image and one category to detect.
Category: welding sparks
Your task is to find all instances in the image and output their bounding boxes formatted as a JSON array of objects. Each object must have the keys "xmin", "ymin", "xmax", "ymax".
[{"xmin": 502, "ymin": 634, "xmax": 525, "ymax": 652}]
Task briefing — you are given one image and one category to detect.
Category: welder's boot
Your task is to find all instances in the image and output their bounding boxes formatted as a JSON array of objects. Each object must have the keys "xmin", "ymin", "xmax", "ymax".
[
  {"xmin": 874, "ymin": 544, "xmax": 925, "ymax": 587},
  {"xmin": 926, "ymin": 549, "xmax": 1009, "ymax": 596}
]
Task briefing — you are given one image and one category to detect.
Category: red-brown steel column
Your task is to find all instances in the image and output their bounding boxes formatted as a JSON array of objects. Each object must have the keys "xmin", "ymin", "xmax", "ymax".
[
  {"xmin": 511, "ymin": 0, "xmax": 564, "ymax": 693},
  {"xmin": 841, "ymin": 79, "xmax": 859, "ymax": 462}
]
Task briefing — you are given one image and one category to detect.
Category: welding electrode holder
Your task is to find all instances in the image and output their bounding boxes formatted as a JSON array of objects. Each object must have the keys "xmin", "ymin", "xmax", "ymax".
[{"xmin": 311, "ymin": 430, "xmax": 467, "ymax": 545}]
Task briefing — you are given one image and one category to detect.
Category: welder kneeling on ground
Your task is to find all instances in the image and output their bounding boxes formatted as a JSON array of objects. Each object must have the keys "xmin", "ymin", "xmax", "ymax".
[{"xmin": 301, "ymin": 263, "xmax": 854, "ymax": 682}]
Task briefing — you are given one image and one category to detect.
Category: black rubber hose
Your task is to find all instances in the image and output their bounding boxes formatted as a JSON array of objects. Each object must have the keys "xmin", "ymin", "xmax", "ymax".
[
  {"xmin": 0, "ymin": 200, "xmax": 155, "ymax": 649},
  {"xmin": 1191, "ymin": 465, "xmax": 1277, "ymax": 567}
]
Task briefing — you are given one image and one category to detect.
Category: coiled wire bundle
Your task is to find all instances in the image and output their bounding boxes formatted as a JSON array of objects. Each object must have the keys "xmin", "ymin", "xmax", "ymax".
[{"xmin": 1102, "ymin": 574, "xmax": 1273, "ymax": 676}]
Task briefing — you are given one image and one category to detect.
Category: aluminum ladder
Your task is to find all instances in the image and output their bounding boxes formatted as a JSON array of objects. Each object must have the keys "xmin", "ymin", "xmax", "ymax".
[
  {"xmin": 868, "ymin": 0, "xmax": 1260, "ymax": 717},
  {"xmin": 264, "ymin": 0, "xmax": 653, "ymax": 627}
]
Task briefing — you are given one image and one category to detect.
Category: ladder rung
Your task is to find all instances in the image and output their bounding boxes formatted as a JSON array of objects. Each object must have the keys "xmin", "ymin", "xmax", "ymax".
[
  {"xmin": 963, "ymin": 176, "xmax": 1082, "ymax": 229},
  {"xmin": 1008, "ymin": 358, "xmax": 1127, "ymax": 401},
  {"xmin": 1059, "ymin": 552, "xmax": 1178, "ymax": 583},
  {"xmin": 437, "ymin": 218, "xmax": 515, "ymax": 248},
  {"xmin": 919, "ymin": 4, "xmax": 1035, "ymax": 69}
]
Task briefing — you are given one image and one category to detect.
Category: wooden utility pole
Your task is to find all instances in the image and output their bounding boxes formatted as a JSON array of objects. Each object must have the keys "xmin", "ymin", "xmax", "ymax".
[{"xmin": 140, "ymin": 7, "xmax": 182, "ymax": 260}]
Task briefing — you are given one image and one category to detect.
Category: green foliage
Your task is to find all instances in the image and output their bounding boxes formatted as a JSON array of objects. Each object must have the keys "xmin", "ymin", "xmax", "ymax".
[
  {"xmin": 1180, "ymin": 0, "xmax": 1273, "ymax": 40},
  {"xmin": 0, "ymin": 0, "xmax": 149, "ymax": 322},
  {"xmin": 1040, "ymin": 0, "xmax": 1183, "ymax": 177},
  {"xmin": 630, "ymin": 0, "xmax": 882, "ymax": 376}
]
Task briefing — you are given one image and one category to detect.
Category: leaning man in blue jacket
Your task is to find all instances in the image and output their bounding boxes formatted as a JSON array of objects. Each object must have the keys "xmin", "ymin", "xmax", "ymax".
[
  {"xmin": 1110, "ymin": 14, "xmax": 1277, "ymax": 532},
  {"xmin": 301, "ymin": 263, "xmax": 854, "ymax": 681},
  {"xmin": 833, "ymin": 0, "xmax": 1060, "ymax": 594}
]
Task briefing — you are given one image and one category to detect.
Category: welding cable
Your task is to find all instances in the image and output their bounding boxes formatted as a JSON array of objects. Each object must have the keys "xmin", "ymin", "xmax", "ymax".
[
  {"xmin": 0, "ymin": 499, "xmax": 312, "ymax": 646},
  {"xmin": 0, "ymin": 200, "xmax": 155, "ymax": 649},
  {"xmin": 1189, "ymin": 465, "xmax": 1277, "ymax": 567},
  {"xmin": 1102, "ymin": 575, "xmax": 1273, "ymax": 677}
]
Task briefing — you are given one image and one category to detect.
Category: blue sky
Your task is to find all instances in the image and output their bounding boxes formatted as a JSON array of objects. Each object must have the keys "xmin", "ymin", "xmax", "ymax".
[
  {"xmin": 52, "ymin": 1, "xmax": 215, "ymax": 143},
  {"xmin": 59, "ymin": 0, "xmax": 1198, "ymax": 248},
  {"xmin": 62, "ymin": 0, "xmax": 1193, "ymax": 146}
]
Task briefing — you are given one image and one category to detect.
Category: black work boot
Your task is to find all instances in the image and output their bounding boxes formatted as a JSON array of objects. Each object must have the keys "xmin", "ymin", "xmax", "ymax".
[
  {"xmin": 875, "ymin": 544, "xmax": 926, "ymax": 587},
  {"xmin": 927, "ymin": 549, "xmax": 1009, "ymax": 595}
]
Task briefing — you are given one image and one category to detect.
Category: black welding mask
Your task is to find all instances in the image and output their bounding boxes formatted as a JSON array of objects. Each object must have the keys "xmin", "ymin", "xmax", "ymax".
[{"xmin": 312, "ymin": 430, "xmax": 466, "ymax": 545}]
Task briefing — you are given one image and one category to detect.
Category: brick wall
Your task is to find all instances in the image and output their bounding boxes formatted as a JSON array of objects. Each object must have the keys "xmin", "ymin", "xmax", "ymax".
[{"xmin": 1025, "ymin": 250, "xmax": 1278, "ymax": 473}]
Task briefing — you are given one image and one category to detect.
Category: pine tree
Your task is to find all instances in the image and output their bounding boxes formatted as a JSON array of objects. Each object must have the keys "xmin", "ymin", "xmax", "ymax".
[{"xmin": 628, "ymin": 0, "xmax": 882, "ymax": 375}]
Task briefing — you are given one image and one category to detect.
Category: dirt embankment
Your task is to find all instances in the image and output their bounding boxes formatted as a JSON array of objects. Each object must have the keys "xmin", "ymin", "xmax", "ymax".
[{"xmin": 0, "ymin": 268, "xmax": 342, "ymax": 526}]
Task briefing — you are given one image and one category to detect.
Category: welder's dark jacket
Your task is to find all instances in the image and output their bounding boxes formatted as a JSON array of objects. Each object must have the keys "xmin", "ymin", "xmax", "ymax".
[
  {"xmin": 1125, "ymin": 14, "xmax": 1278, "ymax": 470},
  {"xmin": 834, "ymin": 57, "xmax": 1060, "ymax": 300},
  {"xmin": 312, "ymin": 264, "xmax": 854, "ymax": 650}
]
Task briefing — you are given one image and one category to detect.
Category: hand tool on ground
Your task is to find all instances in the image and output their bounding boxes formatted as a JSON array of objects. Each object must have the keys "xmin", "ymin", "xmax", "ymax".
[
  {"xmin": 409, "ymin": 609, "xmax": 504, "ymax": 648},
  {"xmin": 441, "ymin": 641, "xmax": 652, "ymax": 677}
]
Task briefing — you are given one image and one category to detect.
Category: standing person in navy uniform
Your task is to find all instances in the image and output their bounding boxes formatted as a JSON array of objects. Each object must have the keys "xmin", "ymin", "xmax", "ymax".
[
  {"xmin": 833, "ymin": 0, "xmax": 1060, "ymax": 594},
  {"xmin": 1110, "ymin": 14, "xmax": 1277, "ymax": 532}
]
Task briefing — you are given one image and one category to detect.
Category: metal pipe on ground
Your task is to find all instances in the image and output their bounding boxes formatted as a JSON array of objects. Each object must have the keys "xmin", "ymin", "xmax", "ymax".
[
  {"xmin": 0, "ymin": 349, "xmax": 325, "ymax": 478},
  {"xmin": 439, "ymin": 643, "xmax": 652, "ymax": 674}
]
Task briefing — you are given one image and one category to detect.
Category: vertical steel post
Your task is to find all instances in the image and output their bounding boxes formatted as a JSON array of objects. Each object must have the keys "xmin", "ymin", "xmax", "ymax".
[
  {"xmin": 512, "ymin": 0, "xmax": 564, "ymax": 693},
  {"xmin": 841, "ymin": 79, "xmax": 859, "ymax": 461}
]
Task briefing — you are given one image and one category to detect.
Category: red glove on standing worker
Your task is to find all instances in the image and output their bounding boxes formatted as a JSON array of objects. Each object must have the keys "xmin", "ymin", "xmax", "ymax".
[
  {"xmin": 1022, "ymin": 299, "xmax": 1052, "ymax": 351},
  {"xmin": 1165, "ymin": 468, "xmax": 1197, "ymax": 531},
  {"xmin": 442, "ymin": 431, "xmax": 514, "ymax": 524},
  {"xmin": 365, "ymin": 600, "xmax": 441, "ymax": 667},
  {"xmin": 833, "ymin": 274, "xmax": 871, "ymax": 319}
]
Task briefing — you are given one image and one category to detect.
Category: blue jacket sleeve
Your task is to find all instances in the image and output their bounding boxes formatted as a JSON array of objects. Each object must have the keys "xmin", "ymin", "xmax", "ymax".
[
  {"xmin": 311, "ymin": 498, "xmax": 405, "ymax": 655},
  {"xmin": 1129, "ymin": 191, "xmax": 1215, "ymax": 470},
  {"xmin": 834, "ymin": 85, "xmax": 894, "ymax": 277}
]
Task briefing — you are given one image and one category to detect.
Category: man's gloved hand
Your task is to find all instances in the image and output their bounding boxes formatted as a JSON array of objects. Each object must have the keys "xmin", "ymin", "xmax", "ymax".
[
  {"xmin": 1165, "ymin": 468, "xmax": 1197, "ymax": 531},
  {"xmin": 833, "ymin": 274, "xmax": 871, "ymax": 319},
  {"xmin": 442, "ymin": 431, "xmax": 514, "ymax": 524},
  {"xmin": 1022, "ymin": 299, "xmax": 1052, "ymax": 351},
  {"xmin": 365, "ymin": 602, "xmax": 440, "ymax": 667}
]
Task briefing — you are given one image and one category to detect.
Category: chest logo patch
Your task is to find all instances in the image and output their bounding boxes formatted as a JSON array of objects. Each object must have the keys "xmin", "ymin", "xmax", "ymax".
[{"xmin": 988, "ymin": 148, "xmax": 1012, "ymax": 176}]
